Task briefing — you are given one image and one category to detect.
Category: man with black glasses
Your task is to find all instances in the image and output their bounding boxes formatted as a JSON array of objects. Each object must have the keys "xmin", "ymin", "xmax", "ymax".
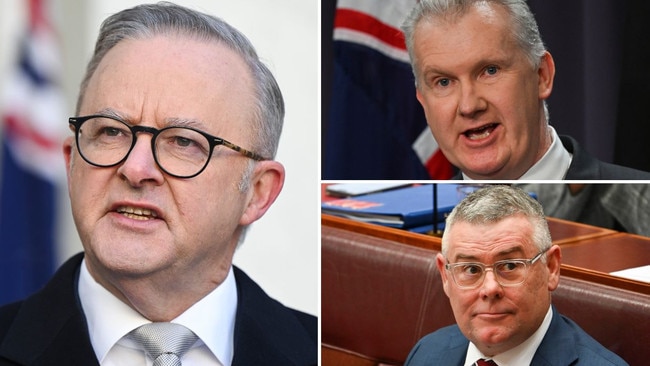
[
  {"xmin": 0, "ymin": 3, "xmax": 316, "ymax": 365},
  {"xmin": 405, "ymin": 185, "xmax": 627, "ymax": 365}
]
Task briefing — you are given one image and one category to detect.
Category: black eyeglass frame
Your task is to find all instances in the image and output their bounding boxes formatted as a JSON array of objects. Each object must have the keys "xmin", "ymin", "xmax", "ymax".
[
  {"xmin": 69, "ymin": 114, "xmax": 267, "ymax": 179},
  {"xmin": 444, "ymin": 247, "xmax": 551, "ymax": 289}
]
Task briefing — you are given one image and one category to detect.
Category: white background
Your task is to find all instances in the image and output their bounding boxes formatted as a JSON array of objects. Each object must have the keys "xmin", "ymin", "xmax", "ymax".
[{"xmin": 0, "ymin": 0, "xmax": 319, "ymax": 316}]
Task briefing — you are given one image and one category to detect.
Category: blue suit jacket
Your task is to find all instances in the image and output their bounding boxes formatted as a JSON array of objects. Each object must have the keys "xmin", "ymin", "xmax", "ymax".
[
  {"xmin": 404, "ymin": 309, "xmax": 628, "ymax": 366},
  {"xmin": 0, "ymin": 253, "xmax": 317, "ymax": 365}
]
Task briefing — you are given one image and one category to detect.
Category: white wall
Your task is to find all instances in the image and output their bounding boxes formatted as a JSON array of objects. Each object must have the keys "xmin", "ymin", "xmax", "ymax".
[{"xmin": 1, "ymin": 0, "xmax": 319, "ymax": 316}]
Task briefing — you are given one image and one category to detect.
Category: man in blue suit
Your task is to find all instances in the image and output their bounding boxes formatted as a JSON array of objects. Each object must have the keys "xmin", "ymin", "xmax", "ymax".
[
  {"xmin": 0, "ymin": 3, "xmax": 316, "ymax": 365},
  {"xmin": 405, "ymin": 185, "xmax": 627, "ymax": 365}
]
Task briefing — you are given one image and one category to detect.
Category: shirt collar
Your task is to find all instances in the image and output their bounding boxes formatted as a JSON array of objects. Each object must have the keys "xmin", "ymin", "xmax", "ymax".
[
  {"xmin": 462, "ymin": 126, "xmax": 573, "ymax": 180},
  {"xmin": 519, "ymin": 127, "xmax": 572, "ymax": 180},
  {"xmin": 78, "ymin": 258, "xmax": 238, "ymax": 365},
  {"xmin": 464, "ymin": 306, "xmax": 554, "ymax": 366}
]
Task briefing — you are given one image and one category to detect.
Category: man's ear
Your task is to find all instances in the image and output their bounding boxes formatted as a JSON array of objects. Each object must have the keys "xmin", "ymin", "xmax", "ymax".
[
  {"xmin": 538, "ymin": 51, "xmax": 555, "ymax": 100},
  {"xmin": 546, "ymin": 245, "xmax": 562, "ymax": 292},
  {"xmin": 436, "ymin": 252, "xmax": 451, "ymax": 298},
  {"xmin": 63, "ymin": 136, "xmax": 74, "ymax": 191},
  {"xmin": 239, "ymin": 160, "xmax": 285, "ymax": 226}
]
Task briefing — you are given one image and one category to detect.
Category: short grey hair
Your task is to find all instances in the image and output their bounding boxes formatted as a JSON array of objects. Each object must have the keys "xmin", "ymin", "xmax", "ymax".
[
  {"xmin": 401, "ymin": 0, "xmax": 547, "ymax": 83},
  {"xmin": 441, "ymin": 185, "xmax": 552, "ymax": 257},
  {"xmin": 76, "ymin": 2, "xmax": 284, "ymax": 160}
]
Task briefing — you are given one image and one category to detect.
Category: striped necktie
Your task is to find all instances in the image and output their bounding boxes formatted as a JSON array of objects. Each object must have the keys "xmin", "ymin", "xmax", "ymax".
[
  {"xmin": 130, "ymin": 322, "xmax": 198, "ymax": 366},
  {"xmin": 474, "ymin": 359, "xmax": 498, "ymax": 366}
]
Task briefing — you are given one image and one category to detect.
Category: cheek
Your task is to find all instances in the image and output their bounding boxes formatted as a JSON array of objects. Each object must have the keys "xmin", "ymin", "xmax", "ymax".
[
  {"xmin": 174, "ymin": 177, "xmax": 245, "ymax": 234},
  {"xmin": 422, "ymin": 97, "xmax": 457, "ymax": 137},
  {"xmin": 448, "ymin": 288, "xmax": 475, "ymax": 317},
  {"xmin": 69, "ymin": 165, "xmax": 106, "ymax": 209}
]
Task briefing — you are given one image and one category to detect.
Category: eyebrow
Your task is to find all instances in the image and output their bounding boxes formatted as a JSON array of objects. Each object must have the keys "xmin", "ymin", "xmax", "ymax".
[
  {"xmin": 421, "ymin": 55, "xmax": 513, "ymax": 78},
  {"xmin": 94, "ymin": 107, "xmax": 126, "ymax": 121},
  {"xmin": 90, "ymin": 108, "xmax": 208, "ymax": 130},
  {"xmin": 164, "ymin": 117, "xmax": 208, "ymax": 130},
  {"xmin": 452, "ymin": 246, "xmax": 526, "ymax": 262}
]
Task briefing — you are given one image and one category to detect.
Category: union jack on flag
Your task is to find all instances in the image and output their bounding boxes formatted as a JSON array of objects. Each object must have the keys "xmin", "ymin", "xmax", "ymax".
[
  {"xmin": 0, "ymin": 0, "xmax": 67, "ymax": 305},
  {"xmin": 323, "ymin": 0, "xmax": 454, "ymax": 180}
]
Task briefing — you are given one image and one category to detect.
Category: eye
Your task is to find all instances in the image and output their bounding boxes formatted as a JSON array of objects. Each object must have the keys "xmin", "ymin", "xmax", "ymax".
[
  {"xmin": 437, "ymin": 78, "xmax": 451, "ymax": 87},
  {"xmin": 461, "ymin": 264, "xmax": 482, "ymax": 276},
  {"xmin": 101, "ymin": 127, "xmax": 123, "ymax": 137},
  {"xmin": 497, "ymin": 261, "xmax": 521, "ymax": 272},
  {"xmin": 485, "ymin": 65, "xmax": 499, "ymax": 76},
  {"xmin": 173, "ymin": 136, "xmax": 195, "ymax": 148}
]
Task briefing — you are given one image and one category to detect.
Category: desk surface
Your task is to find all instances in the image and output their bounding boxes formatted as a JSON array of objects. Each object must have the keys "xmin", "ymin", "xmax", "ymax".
[
  {"xmin": 561, "ymin": 233, "xmax": 650, "ymax": 273},
  {"xmin": 322, "ymin": 213, "xmax": 650, "ymax": 294}
]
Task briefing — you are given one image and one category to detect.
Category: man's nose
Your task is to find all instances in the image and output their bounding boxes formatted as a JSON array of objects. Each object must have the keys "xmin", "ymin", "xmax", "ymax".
[
  {"xmin": 479, "ymin": 268, "xmax": 504, "ymax": 299},
  {"xmin": 457, "ymin": 82, "xmax": 487, "ymax": 118},
  {"xmin": 116, "ymin": 134, "xmax": 165, "ymax": 187}
]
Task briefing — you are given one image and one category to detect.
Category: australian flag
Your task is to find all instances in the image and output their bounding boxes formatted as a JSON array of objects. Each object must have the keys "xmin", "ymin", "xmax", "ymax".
[
  {"xmin": 323, "ymin": 0, "xmax": 454, "ymax": 180},
  {"xmin": 0, "ymin": 0, "xmax": 67, "ymax": 305}
]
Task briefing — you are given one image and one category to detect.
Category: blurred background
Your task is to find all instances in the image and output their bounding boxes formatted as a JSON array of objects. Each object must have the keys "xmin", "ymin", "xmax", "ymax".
[{"xmin": 0, "ymin": 0, "xmax": 318, "ymax": 315}]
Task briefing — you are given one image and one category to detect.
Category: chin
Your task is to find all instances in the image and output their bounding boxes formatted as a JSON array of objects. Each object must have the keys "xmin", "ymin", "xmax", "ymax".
[{"xmin": 89, "ymin": 237, "xmax": 175, "ymax": 276}]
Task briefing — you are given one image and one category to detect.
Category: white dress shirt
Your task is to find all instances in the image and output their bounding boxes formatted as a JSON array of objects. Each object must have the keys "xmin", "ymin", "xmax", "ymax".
[
  {"xmin": 463, "ymin": 306, "xmax": 554, "ymax": 366},
  {"xmin": 78, "ymin": 259, "xmax": 237, "ymax": 366},
  {"xmin": 462, "ymin": 126, "xmax": 573, "ymax": 180}
]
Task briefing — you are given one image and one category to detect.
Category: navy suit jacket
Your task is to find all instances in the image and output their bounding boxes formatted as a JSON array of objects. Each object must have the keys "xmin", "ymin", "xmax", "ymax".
[
  {"xmin": 0, "ymin": 253, "xmax": 317, "ymax": 365},
  {"xmin": 453, "ymin": 134, "xmax": 650, "ymax": 180},
  {"xmin": 404, "ymin": 309, "xmax": 628, "ymax": 366}
]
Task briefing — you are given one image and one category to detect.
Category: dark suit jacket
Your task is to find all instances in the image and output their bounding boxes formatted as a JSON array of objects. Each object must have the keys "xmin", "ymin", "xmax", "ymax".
[
  {"xmin": 561, "ymin": 135, "xmax": 650, "ymax": 180},
  {"xmin": 404, "ymin": 309, "xmax": 628, "ymax": 366},
  {"xmin": 0, "ymin": 253, "xmax": 317, "ymax": 365},
  {"xmin": 453, "ymin": 134, "xmax": 650, "ymax": 180}
]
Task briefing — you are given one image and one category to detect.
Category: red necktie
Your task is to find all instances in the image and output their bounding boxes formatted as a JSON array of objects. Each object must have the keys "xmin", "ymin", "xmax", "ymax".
[{"xmin": 475, "ymin": 359, "xmax": 498, "ymax": 366}]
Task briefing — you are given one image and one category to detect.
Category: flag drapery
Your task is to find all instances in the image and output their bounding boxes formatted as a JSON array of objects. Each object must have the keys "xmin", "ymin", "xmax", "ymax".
[
  {"xmin": 0, "ymin": 0, "xmax": 67, "ymax": 305},
  {"xmin": 323, "ymin": 0, "xmax": 454, "ymax": 180}
]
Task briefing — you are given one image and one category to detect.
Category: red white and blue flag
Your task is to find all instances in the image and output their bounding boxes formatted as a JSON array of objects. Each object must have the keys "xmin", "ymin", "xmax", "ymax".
[
  {"xmin": 0, "ymin": 0, "xmax": 67, "ymax": 305},
  {"xmin": 323, "ymin": 0, "xmax": 454, "ymax": 179}
]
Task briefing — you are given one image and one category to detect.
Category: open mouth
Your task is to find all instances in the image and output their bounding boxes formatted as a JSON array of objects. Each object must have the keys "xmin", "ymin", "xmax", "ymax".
[
  {"xmin": 463, "ymin": 123, "xmax": 499, "ymax": 140},
  {"xmin": 116, "ymin": 206, "xmax": 159, "ymax": 221}
]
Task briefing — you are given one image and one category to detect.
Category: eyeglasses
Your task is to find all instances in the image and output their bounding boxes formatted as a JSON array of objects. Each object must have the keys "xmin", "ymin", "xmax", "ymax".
[
  {"xmin": 69, "ymin": 115, "xmax": 266, "ymax": 178},
  {"xmin": 445, "ymin": 247, "xmax": 550, "ymax": 289}
]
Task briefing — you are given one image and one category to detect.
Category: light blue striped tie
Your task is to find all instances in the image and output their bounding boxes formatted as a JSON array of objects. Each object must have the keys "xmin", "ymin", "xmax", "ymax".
[{"xmin": 130, "ymin": 322, "xmax": 198, "ymax": 366}]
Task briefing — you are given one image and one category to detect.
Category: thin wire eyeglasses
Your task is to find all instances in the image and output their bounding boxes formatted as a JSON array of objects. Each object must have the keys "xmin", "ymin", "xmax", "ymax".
[
  {"xmin": 69, "ymin": 115, "xmax": 267, "ymax": 179},
  {"xmin": 445, "ymin": 247, "xmax": 551, "ymax": 289}
]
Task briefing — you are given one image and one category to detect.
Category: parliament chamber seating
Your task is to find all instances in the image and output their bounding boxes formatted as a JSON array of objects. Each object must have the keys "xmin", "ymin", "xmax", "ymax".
[{"xmin": 322, "ymin": 225, "xmax": 650, "ymax": 366}]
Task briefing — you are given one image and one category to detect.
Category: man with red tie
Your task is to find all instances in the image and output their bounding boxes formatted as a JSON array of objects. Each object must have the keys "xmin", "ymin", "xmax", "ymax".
[{"xmin": 405, "ymin": 185, "xmax": 627, "ymax": 365}]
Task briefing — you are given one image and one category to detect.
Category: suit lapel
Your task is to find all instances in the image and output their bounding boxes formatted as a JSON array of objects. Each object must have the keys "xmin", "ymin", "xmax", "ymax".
[
  {"xmin": 0, "ymin": 253, "xmax": 98, "ymax": 366},
  {"xmin": 531, "ymin": 309, "xmax": 579, "ymax": 366},
  {"xmin": 231, "ymin": 267, "xmax": 316, "ymax": 366}
]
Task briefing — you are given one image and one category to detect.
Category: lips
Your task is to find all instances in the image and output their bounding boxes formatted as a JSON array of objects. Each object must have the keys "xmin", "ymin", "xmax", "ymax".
[
  {"xmin": 116, "ymin": 206, "xmax": 160, "ymax": 221},
  {"xmin": 463, "ymin": 123, "xmax": 499, "ymax": 140}
]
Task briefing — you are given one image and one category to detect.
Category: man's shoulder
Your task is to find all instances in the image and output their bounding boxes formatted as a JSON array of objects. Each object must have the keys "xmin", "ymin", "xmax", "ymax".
[
  {"xmin": 0, "ymin": 301, "xmax": 23, "ymax": 343},
  {"xmin": 534, "ymin": 311, "xmax": 628, "ymax": 365},
  {"xmin": 0, "ymin": 253, "xmax": 98, "ymax": 365},
  {"xmin": 417, "ymin": 324, "xmax": 464, "ymax": 344},
  {"xmin": 560, "ymin": 135, "xmax": 650, "ymax": 180},
  {"xmin": 405, "ymin": 324, "xmax": 467, "ymax": 365},
  {"xmin": 232, "ymin": 266, "xmax": 317, "ymax": 365},
  {"xmin": 560, "ymin": 314, "xmax": 628, "ymax": 365}
]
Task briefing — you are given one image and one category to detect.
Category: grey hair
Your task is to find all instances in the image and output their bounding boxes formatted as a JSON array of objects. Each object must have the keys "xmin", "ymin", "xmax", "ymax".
[
  {"xmin": 441, "ymin": 185, "xmax": 552, "ymax": 257},
  {"xmin": 76, "ymin": 2, "xmax": 284, "ymax": 160},
  {"xmin": 401, "ymin": 0, "xmax": 547, "ymax": 84}
]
